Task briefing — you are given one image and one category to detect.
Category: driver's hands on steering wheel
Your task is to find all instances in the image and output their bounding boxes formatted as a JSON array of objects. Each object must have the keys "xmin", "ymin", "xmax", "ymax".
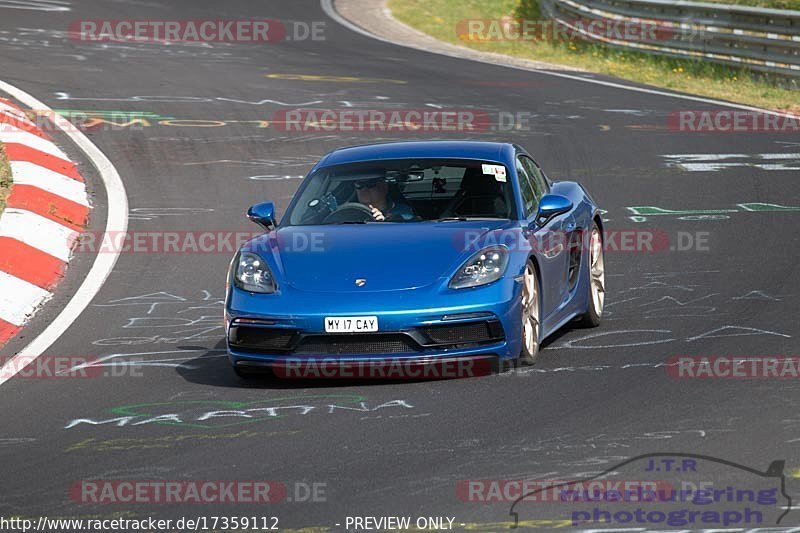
[{"xmin": 368, "ymin": 204, "xmax": 385, "ymax": 221}]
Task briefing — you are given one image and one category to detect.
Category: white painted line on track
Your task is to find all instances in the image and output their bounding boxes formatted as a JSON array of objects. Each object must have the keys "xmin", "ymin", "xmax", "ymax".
[
  {"xmin": 0, "ymin": 271, "xmax": 52, "ymax": 326},
  {"xmin": 0, "ymin": 79, "xmax": 128, "ymax": 388},
  {"xmin": 10, "ymin": 161, "xmax": 90, "ymax": 206},
  {"xmin": 321, "ymin": 0, "xmax": 799, "ymax": 119},
  {"xmin": 0, "ymin": 0, "xmax": 70, "ymax": 12}
]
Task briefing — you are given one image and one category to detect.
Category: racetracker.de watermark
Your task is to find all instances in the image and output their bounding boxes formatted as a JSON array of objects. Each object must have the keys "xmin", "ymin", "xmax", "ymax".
[
  {"xmin": 69, "ymin": 480, "xmax": 304, "ymax": 504},
  {"xmin": 0, "ymin": 356, "xmax": 143, "ymax": 379},
  {"xmin": 668, "ymin": 110, "xmax": 800, "ymax": 133},
  {"xmin": 272, "ymin": 109, "xmax": 492, "ymax": 133},
  {"xmin": 1, "ymin": 109, "xmax": 150, "ymax": 133},
  {"xmin": 272, "ymin": 109, "xmax": 563, "ymax": 133},
  {"xmin": 456, "ymin": 229, "xmax": 710, "ymax": 254},
  {"xmin": 457, "ymin": 480, "xmax": 672, "ymax": 503},
  {"xmin": 457, "ymin": 18, "xmax": 690, "ymax": 42},
  {"xmin": 74, "ymin": 231, "xmax": 327, "ymax": 254},
  {"xmin": 667, "ymin": 356, "xmax": 800, "ymax": 379},
  {"xmin": 271, "ymin": 358, "xmax": 494, "ymax": 380},
  {"xmin": 68, "ymin": 19, "xmax": 325, "ymax": 43}
]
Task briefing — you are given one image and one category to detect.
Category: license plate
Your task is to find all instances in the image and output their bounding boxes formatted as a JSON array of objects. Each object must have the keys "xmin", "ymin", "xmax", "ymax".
[{"xmin": 324, "ymin": 316, "xmax": 378, "ymax": 333}]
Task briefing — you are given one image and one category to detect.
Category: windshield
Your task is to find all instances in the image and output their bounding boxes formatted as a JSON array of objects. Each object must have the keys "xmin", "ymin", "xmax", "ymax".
[{"xmin": 285, "ymin": 158, "xmax": 517, "ymax": 226}]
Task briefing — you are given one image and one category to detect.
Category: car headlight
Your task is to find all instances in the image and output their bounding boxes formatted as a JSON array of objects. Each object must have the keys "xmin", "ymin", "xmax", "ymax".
[
  {"xmin": 234, "ymin": 252, "xmax": 277, "ymax": 293},
  {"xmin": 449, "ymin": 246, "xmax": 509, "ymax": 289}
]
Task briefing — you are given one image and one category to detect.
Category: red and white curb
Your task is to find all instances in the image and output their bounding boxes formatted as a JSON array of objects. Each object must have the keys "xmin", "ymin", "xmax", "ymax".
[{"xmin": 0, "ymin": 98, "xmax": 90, "ymax": 347}]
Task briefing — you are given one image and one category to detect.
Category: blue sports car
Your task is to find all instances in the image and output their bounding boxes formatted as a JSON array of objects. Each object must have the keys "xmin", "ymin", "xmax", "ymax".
[{"xmin": 225, "ymin": 141, "xmax": 604, "ymax": 377}]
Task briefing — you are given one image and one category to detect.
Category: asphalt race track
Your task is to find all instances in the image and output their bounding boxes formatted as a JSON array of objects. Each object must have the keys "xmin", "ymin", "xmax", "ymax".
[{"xmin": 0, "ymin": 1, "xmax": 799, "ymax": 531}]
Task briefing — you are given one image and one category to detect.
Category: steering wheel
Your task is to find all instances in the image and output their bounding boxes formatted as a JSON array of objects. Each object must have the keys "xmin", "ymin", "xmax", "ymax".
[{"xmin": 322, "ymin": 202, "xmax": 375, "ymax": 224}]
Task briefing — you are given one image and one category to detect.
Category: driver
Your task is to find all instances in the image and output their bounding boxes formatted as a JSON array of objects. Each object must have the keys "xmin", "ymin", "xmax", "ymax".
[{"xmin": 355, "ymin": 177, "xmax": 415, "ymax": 222}]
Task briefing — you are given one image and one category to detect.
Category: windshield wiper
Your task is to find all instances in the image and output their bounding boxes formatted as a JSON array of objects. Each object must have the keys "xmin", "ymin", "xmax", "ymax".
[
  {"xmin": 330, "ymin": 220, "xmax": 369, "ymax": 224},
  {"xmin": 434, "ymin": 217, "xmax": 469, "ymax": 222}
]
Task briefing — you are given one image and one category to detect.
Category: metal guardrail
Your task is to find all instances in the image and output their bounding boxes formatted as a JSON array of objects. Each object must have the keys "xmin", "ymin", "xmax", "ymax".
[{"xmin": 538, "ymin": 0, "xmax": 800, "ymax": 77}]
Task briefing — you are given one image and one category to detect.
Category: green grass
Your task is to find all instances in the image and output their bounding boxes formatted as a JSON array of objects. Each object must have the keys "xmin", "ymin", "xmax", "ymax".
[
  {"xmin": 700, "ymin": 0, "xmax": 800, "ymax": 9},
  {"xmin": 0, "ymin": 142, "xmax": 11, "ymax": 217},
  {"xmin": 389, "ymin": 0, "xmax": 800, "ymax": 113}
]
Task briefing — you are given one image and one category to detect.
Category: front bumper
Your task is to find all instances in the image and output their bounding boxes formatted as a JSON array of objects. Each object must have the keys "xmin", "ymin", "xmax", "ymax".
[{"xmin": 225, "ymin": 277, "xmax": 523, "ymax": 365}]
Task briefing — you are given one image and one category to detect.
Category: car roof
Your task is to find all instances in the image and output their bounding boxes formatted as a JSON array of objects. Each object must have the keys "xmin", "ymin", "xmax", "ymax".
[{"xmin": 316, "ymin": 141, "xmax": 515, "ymax": 168}]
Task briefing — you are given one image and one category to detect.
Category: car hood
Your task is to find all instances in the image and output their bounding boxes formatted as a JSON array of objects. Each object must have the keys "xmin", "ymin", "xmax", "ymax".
[{"xmin": 248, "ymin": 221, "xmax": 515, "ymax": 293}]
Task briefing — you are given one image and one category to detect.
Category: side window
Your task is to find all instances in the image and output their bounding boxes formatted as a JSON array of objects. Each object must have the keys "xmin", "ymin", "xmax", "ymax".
[
  {"xmin": 532, "ymin": 164, "xmax": 548, "ymax": 196},
  {"xmin": 516, "ymin": 157, "xmax": 537, "ymax": 217},
  {"xmin": 521, "ymin": 156, "xmax": 547, "ymax": 201}
]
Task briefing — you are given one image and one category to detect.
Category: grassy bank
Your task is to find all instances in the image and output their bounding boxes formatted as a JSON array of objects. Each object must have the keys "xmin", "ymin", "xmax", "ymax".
[
  {"xmin": 0, "ymin": 142, "xmax": 11, "ymax": 217},
  {"xmin": 389, "ymin": 0, "xmax": 799, "ymax": 113}
]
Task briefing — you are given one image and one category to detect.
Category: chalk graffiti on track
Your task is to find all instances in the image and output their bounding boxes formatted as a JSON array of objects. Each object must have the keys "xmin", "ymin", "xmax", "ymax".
[{"xmin": 64, "ymin": 395, "xmax": 417, "ymax": 429}]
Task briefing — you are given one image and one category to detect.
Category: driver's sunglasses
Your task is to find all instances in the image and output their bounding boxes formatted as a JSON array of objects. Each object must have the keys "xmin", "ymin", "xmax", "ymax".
[{"xmin": 354, "ymin": 179, "xmax": 381, "ymax": 190}]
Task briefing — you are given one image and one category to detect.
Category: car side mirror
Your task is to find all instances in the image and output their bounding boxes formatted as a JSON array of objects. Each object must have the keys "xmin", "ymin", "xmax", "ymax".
[
  {"xmin": 533, "ymin": 194, "xmax": 572, "ymax": 226},
  {"xmin": 247, "ymin": 201, "xmax": 276, "ymax": 231}
]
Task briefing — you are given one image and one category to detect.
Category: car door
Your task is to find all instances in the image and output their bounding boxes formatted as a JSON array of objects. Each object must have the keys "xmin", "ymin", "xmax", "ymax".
[{"xmin": 516, "ymin": 155, "xmax": 561, "ymax": 320}]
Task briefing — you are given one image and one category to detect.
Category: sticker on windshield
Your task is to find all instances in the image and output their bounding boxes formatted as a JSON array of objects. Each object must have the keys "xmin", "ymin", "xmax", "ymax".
[{"xmin": 482, "ymin": 164, "xmax": 506, "ymax": 182}]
